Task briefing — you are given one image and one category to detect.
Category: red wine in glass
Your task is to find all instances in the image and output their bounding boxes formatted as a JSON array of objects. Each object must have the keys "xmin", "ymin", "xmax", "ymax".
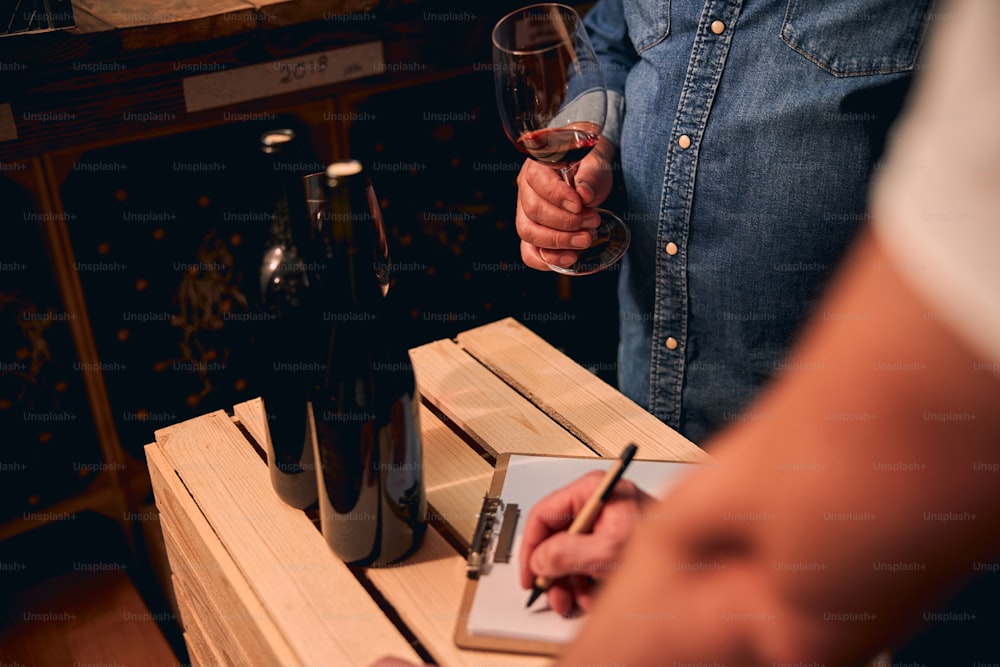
[
  {"xmin": 515, "ymin": 122, "xmax": 601, "ymax": 169},
  {"xmin": 492, "ymin": 3, "xmax": 630, "ymax": 275}
]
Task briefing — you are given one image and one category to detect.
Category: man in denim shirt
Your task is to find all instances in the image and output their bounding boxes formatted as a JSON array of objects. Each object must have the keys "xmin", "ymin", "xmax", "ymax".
[{"xmin": 514, "ymin": 1, "xmax": 934, "ymax": 443}]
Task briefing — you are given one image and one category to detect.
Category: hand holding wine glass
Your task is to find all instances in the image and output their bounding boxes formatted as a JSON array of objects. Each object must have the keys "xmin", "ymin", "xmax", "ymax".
[{"xmin": 493, "ymin": 3, "xmax": 629, "ymax": 275}]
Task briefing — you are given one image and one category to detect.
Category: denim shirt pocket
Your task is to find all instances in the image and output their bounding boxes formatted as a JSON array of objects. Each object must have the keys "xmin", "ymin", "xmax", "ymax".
[
  {"xmin": 624, "ymin": 0, "xmax": 670, "ymax": 53},
  {"xmin": 781, "ymin": 0, "xmax": 934, "ymax": 76}
]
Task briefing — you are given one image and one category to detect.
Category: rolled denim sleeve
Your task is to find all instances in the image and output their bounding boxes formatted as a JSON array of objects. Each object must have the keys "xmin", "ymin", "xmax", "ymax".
[{"xmin": 583, "ymin": 0, "xmax": 638, "ymax": 149}]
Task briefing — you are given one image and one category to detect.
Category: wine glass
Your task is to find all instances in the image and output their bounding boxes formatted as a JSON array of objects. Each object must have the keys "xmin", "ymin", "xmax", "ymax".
[{"xmin": 492, "ymin": 3, "xmax": 630, "ymax": 276}]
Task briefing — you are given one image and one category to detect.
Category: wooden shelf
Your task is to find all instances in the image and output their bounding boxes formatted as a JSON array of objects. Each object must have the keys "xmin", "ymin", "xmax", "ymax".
[{"xmin": 0, "ymin": 0, "xmax": 502, "ymax": 161}]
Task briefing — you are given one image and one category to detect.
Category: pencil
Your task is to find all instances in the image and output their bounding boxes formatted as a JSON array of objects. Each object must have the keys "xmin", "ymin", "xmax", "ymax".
[{"xmin": 526, "ymin": 443, "xmax": 639, "ymax": 608}]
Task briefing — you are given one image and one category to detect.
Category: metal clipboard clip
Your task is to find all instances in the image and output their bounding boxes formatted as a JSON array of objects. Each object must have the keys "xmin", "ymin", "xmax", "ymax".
[{"xmin": 466, "ymin": 495, "xmax": 520, "ymax": 579}]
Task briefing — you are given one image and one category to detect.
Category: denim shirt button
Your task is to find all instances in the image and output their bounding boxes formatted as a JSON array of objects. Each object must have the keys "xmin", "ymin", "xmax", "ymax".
[
  {"xmin": 710, "ymin": 20, "xmax": 726, "ymax": 35},
  {"xmin": 677, "ymin": 134, "xmax": 692, "ymax": 149},
  {"xmin": 665, "ymin": 337, "xmax": 679, "ymax": 350},
  {"xmin": 665, "ymin": 242, "xmax": 679, "ymax": 256}
]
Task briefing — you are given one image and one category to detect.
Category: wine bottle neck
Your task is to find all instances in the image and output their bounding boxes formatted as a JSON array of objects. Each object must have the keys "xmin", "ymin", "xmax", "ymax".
[
  {"xmin": 318, "ymin": 170, "xmax": 384, "ymax": 316},
  {"xmin": 260, "ymin": 131, "xmax": 315, "ymax": 258}
]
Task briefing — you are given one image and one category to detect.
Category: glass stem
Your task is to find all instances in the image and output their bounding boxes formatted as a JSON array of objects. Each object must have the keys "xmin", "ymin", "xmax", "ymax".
[{"xmin": 559, "ymin": 162, "xmax": 579, "ymax": 191}]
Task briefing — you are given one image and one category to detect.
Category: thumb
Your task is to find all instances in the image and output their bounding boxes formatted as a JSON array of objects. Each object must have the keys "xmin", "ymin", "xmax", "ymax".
[
  {"xmin": 573, "ymin": 160, "xmax": 612, "ymax": 207},
  {"xmin": 529, "ymin": 532, "xmax": 621, "ymax": 581},
  {"xmin": 574, "ymin": 137, "xmax": 615, "ymax": 206}
]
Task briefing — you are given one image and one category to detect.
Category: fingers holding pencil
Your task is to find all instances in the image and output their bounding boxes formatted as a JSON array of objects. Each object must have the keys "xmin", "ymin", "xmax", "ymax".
[{"xmin": 519, "ymin": 445, "xmax": 651, "ymax": 615}]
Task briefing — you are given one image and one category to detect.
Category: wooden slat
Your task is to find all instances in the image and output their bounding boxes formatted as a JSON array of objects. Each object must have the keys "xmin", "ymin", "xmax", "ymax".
[
  {"xmin": 421, "ymin": 405, "xmax": 494, "ymax": 546},
  {"xmin": 162, "ymin": 521, "xmax": 260, "ymax": 666},
  {"xmin": 410, "ymin": 338, "xmax": 598, "ymax": 459},
  {"xmin": 184, "ymin": 634, "xmax": 209, "ymax": 667},
  {"xmin": 232, "ymin": 397, "xmax": 267, "ymax": 454},
  {"xmin": 172, "ymin": 574, "xmax": 229, "ymax": 667},
  {"xmin": 457, "ymin": 318, "xmax": 708, "ymax": 462},
  {"xmin": 70, "ymin": 0, "xmax": 259, "ymax": 49},
  {"xmin": 152, "ymin": 411, "xmax": 422, "ymax": 667},
  {"xmin": 73, "ymin": 0, "xmax": 252, "ymax": 29},
  {"xmin": 365, "ymin": 530, "xmax": 550, "ymax": 667},
  {"xmin": 65, "ymin": 6, "xmax": 117, "ymax": 34},
  {"xmin": 203, "ymin": 398, "xmax": 534, "ymax": 664},
  {"xmin": 152, "ymin": 319, "xmax": 706, "ymax": 667},
  {"xmin": 146, "ymin": 443, "xmax": 297, "ymax": 666},
  {"xmin": 247, "ymin": 0, "xmax": 378, "ymax": 28}
]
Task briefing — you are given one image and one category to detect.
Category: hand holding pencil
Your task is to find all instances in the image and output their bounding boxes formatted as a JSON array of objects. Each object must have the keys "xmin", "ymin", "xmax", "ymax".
[{"xmin": 518, "ymin": 445, "xmax": 653, "ymax": 616}]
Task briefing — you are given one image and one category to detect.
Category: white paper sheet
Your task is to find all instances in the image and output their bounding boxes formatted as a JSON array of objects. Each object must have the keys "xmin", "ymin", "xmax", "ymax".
[{"xmin": 466, "ymin": 454, "xmax": 696, "ymax": 643}]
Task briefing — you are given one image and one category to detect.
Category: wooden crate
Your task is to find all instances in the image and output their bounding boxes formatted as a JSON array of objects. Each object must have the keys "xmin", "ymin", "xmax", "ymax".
[{"xmin": 147, "ymin": 317, "xmax": 706, "ymax": 666}]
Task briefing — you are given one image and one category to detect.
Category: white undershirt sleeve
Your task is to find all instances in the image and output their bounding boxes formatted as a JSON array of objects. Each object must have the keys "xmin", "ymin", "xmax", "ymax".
[{"xmin": 870, "ymin": 0, "xmax": 1000, "ymax": 367}]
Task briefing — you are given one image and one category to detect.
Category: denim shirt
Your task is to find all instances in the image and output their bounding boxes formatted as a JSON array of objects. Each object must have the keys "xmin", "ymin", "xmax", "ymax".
[{"xmin": 584, "ymin": 0, "xmax": 934, "ymax": 443}]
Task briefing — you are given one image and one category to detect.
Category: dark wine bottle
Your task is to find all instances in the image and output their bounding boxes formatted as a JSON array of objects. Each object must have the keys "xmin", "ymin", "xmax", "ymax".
[
  {"xmin": 254, "ymin": 128, "xmax": 318, "ymax": 509},
  {"xmin": 311, "ymin": 160, "xmax": 426, "ymax": 566}
]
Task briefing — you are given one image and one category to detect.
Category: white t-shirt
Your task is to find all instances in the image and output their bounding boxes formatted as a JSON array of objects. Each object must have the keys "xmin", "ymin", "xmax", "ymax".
[{"xmin": 871, "ymin": 0, "xmax": 1000, "ymax": 366}]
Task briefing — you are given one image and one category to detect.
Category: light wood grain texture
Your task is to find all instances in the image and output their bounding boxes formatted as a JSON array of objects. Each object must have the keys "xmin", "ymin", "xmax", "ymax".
[
  {"xmin": 172, "ymin": 574, "xmax": 229, "ymax": 667},
  {"xmin": 410, "ymin": 338, "xmax": 597, "ymax": 459},
  {"xmin": 145, "ymin": 319, "xmax": 708, "ymax": 666},
  {"xmin": 232, "ymin": 396, "xmax": 268, "ymax": 454},
  {"xmin": 421, "ymin": 405, "xmax": 495, "ymax": 546},
  {"xmin": 457, "ymin": 318, "xmax": 708, "ymax": 463},
  {"xmin": 365, "ymin": 530, "xmax": 551, "ymax": 667},
  {"xmin": 147, "ymin": 443, "xmax": 297, "ymax": 666},
  {"xmin": 184, "ymin": 635, "xmax": 208, "ymax": 667},
  {"xmin": 162, "ymin": 523, "xmax": 261, "ymax": 666},
  {"xmin": 151, "ymin": 413, "xmax": 422, "ymax": 666},
  {"xmin": 200, "ymin": 397, "xmax": 542, "ymax": 664}
]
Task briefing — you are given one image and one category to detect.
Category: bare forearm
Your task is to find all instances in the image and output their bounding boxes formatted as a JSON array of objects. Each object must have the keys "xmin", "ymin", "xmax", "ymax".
[{"xmin": 556, "ymin": 231, "xmax": 1000, "ymax": 666}]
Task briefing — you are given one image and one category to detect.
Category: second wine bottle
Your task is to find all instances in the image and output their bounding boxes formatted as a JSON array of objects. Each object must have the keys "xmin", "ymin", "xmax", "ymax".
[{"xmin": 309, "ymin": 160, "xmax": 427, "ymax": 566}]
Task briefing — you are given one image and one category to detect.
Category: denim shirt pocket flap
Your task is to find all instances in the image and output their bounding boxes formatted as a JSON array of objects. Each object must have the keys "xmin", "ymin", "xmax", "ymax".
[
  {"xmin": 625, "ymin": 0, "xmax": 671, "ymax": 53},
  {"xmin": 781, "ymin": 0, "xmax": 934, "ymax": 77}
]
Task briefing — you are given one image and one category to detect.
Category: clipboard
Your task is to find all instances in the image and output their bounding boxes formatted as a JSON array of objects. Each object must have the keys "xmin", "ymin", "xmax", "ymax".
[{"xmin": 453, "ymin": 451, "xmax": 698, "ymax": 655}]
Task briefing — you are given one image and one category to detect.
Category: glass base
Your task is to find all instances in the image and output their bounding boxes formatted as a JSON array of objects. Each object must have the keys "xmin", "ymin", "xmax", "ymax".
[{"xmin": 547, "ymin": 209, "xmax": 630, "ymax": 276}]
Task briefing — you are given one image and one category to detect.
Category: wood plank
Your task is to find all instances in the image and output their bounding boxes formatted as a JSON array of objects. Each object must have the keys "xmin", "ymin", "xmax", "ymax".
[
  {"xmin": 70, "ymin": 0, "xmax": 250, "ymax": 29},
  {"xmin": 184, "ymin": 634, "xmax": 208, "ymax": 667},
  {"xmin": 230, "ymin": 397, "xmax": 555, "ymax": 664},
  {"xmin": 152, "ymin": 411, "xmax": 422, "ymax": 667},
  {"xmin": 172, "ymin": 574, "xmax": 230, "ymax": 667},
  {"xmin": 71, "ymin": 0, "xmax": 259, "ymax": 50},
  {"xmin": 247, "ymin": 0, "xmax": 378, "ymax": 28},
  {"xmin": 230, "ymin": 396, "xmax": 520, "ymax": 663},
  {"xmin": 161, "ymin": 522, "xmax": 260, "ymax": 666},
  {"xmin": 457, "ymin": 318, "xmax": 708, "ymax": 462},
  {"xmin": 366, "ymin": 530, "xmax": 550, "ymax": 667},
  {"xmin": 410, "ymin": 339, "xmax": 598, "ymax": 459},
  {"xmin": 231, "ymin": 396, "xmax": 267, "ymax": 456},
  {"xmin": 64, "ymin": 6, "xmax": 117, "ymax": 34},
  {"xmin": 147, "ymin": 443, "xmax": 297, "ymax": 666},
  {"xmin": 421, "ymin": 405, "xmax": 494, "ymax": 546}
]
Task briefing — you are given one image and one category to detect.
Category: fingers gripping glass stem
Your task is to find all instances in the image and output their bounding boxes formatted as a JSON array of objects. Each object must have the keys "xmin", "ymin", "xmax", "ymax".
[
  {"xmin": 493, "ymin": 3, "xmax": 630, "ymax": 276},
  {"xmin": 550, "ymin": 162, "xmax": 629, "ymax": 276}
]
